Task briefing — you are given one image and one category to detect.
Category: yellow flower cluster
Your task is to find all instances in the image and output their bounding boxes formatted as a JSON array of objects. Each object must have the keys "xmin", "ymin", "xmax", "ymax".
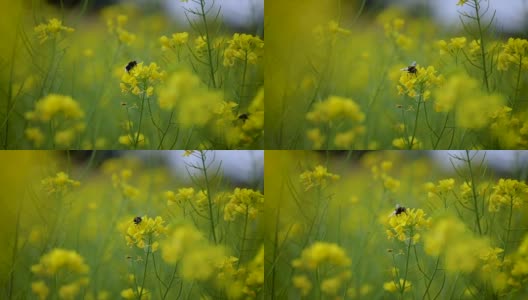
[
  {"xmin": 392, "ymin": 136, "xmax": 422, "ymax": 149},
  {"xmin": 223, "ymin": 188, "xmax": 264, "ymax": 221},
  {"xmin": 306, "ymin": 95, "xmax": 366, "ymax": 149},
  {"xmin": 291, "ymin": 242, "xmax": 352, "ymax": 297},
  {"xmin": 25, "ymin": 94, "xmax": 86, "ymax": 148},
  {"xmin": 112, "ymin": 169, "xmax": 140, "ymax": 199},
  {"xmin": 386, "ymin": 208, "xmax": 431, "ymax": 244},
  {"xmin": 489, "ymin": 107, "xmax": 528, "ymax": 148},
  {"xmin": 159, "ymin": 32, "xmax": 189, "ymax": 51},
  {"xmin": 165, "ymin": 187, "xmax": 196, "ymax": 206},
  {"xmin": 457, "ymin": 0, "xmax": 468, "ymax": 5},
  {"xmin": 397, "ymin": 64, "xmax": 443, "ymax": 100},
  {"xmin": 215, "ymin": 247, "xmax": 264, "ymax": 299},
  {"xmin": 488, "ymin": 178, "xmax": 528, "ymax": 212},
  {"xmin": 508, "ymin": 234, "xmax": 528, "ymax": 288},
  {"xmin": 383, "ymin": 18, "xmax": 413, "ymax": 50},
  {"xmin": 424, "ymin": 178, "xmax": 456, "ymax": 200},
  {"xmin": 158, "ymin": 70, "xmax": 222, "ymax": 124},
  {"xmin": 436, "ymin": 36, "xmax": 467, "ymax": 55},
  {"xmin": 299, "ymin": 165, "xmax": 340, "ymax": 191},
  {"xmin": 41, "ymin": 171, "xmax": 80, "ymax": 196},
  {"xmin": 497, "ymin": 37, "xmax": 528, "ymax": 71},
  {"xmin": 34, "ymin": 18, "xmax": 74, "ymax": 44},
  {"xmin": 161, "ymin": 225, "xmax": 225, "ymax": 281},
  {"xmin": 383, "ymin": 278, "xmax": 412, "ymax": 293},
  {"xmin": 223, "ymin": 33, "xmax": 264, "ymax": 67},
  {"xmin": 103, "ymin": 11, "xmax": 136, "ymax": 45},
  {"xmin": 120, "ymin": 287, "xmax": 151, "ymax": 300},
  {"xmin": 31, "ymin": 248, "xmax": 89, "ymax": 300},
  {"xmin": 125, "ymin": 215, "xmax": 167, "ymax": 251},
  {"xmin": 433, "ymin": 73, "xmax": 504, "ymax": 129},
  {"xmin": 424, "ymin": 217, "xmax": 491, "ymax": 273},
  {"xmin": 120, "ymin": 62, "xmax": 165, "ymax": 97},
  {"xmin": 370, "ymin": 160, "xmax": 400, "ymax": 192},
  {"xmin": 313, "ymin": 20, "xmax": 351, "ymax": 46}
]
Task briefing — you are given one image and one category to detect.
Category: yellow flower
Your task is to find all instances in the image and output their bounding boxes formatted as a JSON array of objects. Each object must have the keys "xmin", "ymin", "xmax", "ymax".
[
  {"xmin": 292, "ymin": 275, "xmax": 312, "ymax": 296},
  {"xmin": 488, "ymin": 178, "xmax": 528, "ymax": 212},
  {"xmin": 397, "ymin": 64, "xmax": 443, "ymax": 100},
  {"xmin": 292, "ymin": 242, "xmax": 351, "ymax": 270},
  {"xmin": 223, "ymin": 33, "xmax": 264, "ymax": 67},
  {"xmin": 392, "ymin": 136, "xmax": 422, "ymax": 149},
  {"xmin": 299, "ymin": 165, "xmax": 340, "ymax": 191},
  {"xmin": 383, "ymin": 279, "xmax": 412, "ymax": 293},
  {"xmin": 497, "ymin": 37, "xmax": 528, "ymax": 71},
  {"xmin": 223, "ymin": 188, "xmax": 264, "ymax": 221},
  {"xmin": 125, "ymin": 216, "xmax": 167, "ymax": 251},
  {"xmin": 306, "ymin": 95, "xmax": 365, "ymax": 123},
  {"xmin": 31, "ymin": 248, "xmax": 89, "ymax": 276},
  {"xmin": 41, "ymin": 172, "xmax": 80, "ymax": 196},
  {"xmin": 25, "ymin": 127, "xmax": 45, "ymax": 147},
  {"xmin": 34, "ymin": 18, "xmax": 74, "ymax": 44},
  {"xmin": 386, "ymin": 208, "xmax": 431, "ymax": 243},
  {"xmin": 457, "ymin": 0, "xmax": 468, "ymax": 5},
  {"xmin": 120, "ymin": 287, "xmax": 151, "ymax": 300},
  {"xmin": 160, "ymin": 32, "xmax": 189, "ymax": 51},
  {"xmin": 306, "ymin": 128, "xmax": 325, "ymax": 149},
  {"xmin": 25, "ymin": 94, "xmax": 84, "ymax": 122},
  {"xmin": 31, "ymin": 281, "xmax": 49, "ymax": 300},
  {"xmin": 120, "ymin": 62, "xmax": 165, "ymax": 96}
]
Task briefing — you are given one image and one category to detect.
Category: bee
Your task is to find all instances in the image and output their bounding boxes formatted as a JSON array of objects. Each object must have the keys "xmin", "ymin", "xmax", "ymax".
[
  {"xmin": 238, "ymin": 113, "xmax": 250, "ymax": 122},
  {"xmin": 133, "ymin": 216, "xmax": 142, "ymax": 225},
  {"xmin": 125, "ymin": 61, "xmax": 137, "ymax": 73},
  {"xmin": 391, "ymin": 204, "xmax": 407, "ymax": 216},
  {"xmin": 400, "ymin": 61, "xmax": 417, "ymax": 75}
]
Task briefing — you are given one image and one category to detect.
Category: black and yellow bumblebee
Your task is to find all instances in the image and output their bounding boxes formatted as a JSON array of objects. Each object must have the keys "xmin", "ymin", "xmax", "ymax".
[
  {"xmin": 133, "ymin": 216, "xmax": 142, "ymax": 225},
  {"xmin": 125, "ymin": 61, "xmax": 137, "ymax": 73},
  {"xmin": 400, "ymin": 61, "xmax": 417, "ymax": 75}
]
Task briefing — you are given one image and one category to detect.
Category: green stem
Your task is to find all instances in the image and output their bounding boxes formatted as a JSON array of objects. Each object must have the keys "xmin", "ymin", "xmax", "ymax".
[
  {"xmin": 400, "ymin": 232, "xmax": 413, "ymax": 298},
  {"xmin": 199, "ymin": 0, "xmax": 217, "ymax": 88},
  {"xmin": 162, "ymin": 262, "xmax": 181, "ymax": 300},
  {"xmin": 473, "ymin": 0, "xmax": 490, "ymax": 92},
  {"xmin": 138, "ymin": 237, "xmax": 152, "ymax": 300},
  {"xmin": 237, "ymin": 205, "xmax": 249, "ymax": 268},
  {"xmin": 200, "ymin": 151, "xmax": 217, "ymax": 244},
  {"xmin": 512, "ymin": 55, "xmax": 523, "ymax": 111},
  {"xmin": 134, "ymin": 92, "xmax": 147, "ymax": 149},
  {"xmin": 409, "ymin": 93, "xmax": 422, "ymax": 149},
  {"xmin": 238, "ymin": 52, "xmax": 248, "ymax": 106},
  {"xmin": 502, "ymin": 196, "xmax": 514, "ymax": 265},
  {"xmin": 466, "ymin": 150, "xmax": 483, "ymax": 235}
]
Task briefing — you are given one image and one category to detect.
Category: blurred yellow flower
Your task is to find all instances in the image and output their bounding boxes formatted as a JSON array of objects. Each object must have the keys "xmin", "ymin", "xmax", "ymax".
[
  {"xmin": 299, "ymin": 165, "xmax": 340, "ymax": 191},
  {"xmin": 34, "ymin": 18, "xmax": 75, "ymax": 44},
  {"xmin": 31, "ymin": 281, "xmax": 49, "ymax": 300},
  {"xmin": 383, "ymin": 279, "xmax": 412, "ymax": 293},
  {"xmin": 31, "ymin": 248, "xmax": 89, "ymax": 276},
  {"xmin": 41, "ymin": 171, "xmax": 80, "ymax": 196}
]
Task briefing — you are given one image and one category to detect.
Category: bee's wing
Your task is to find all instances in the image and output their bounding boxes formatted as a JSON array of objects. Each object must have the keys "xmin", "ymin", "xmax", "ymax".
[
  {"xmin": 400, "ymin": 67, "xmax": 409, "ymax": 71},
  {"xmin": 410, "ymin": 61, "xmax": 417, "ymax": 67}
]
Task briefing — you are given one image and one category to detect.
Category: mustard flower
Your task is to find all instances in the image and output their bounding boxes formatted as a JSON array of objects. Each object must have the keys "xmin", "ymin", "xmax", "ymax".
[
  {"xmin": 497, "ymin": 37, "xmax": 528, "ymax": 71},
  {"xmin": 120, "ymin": 62, "xmax": 165, "ymax": 97},
  {"xmin": 161, "ymin": 225, "xmax": 226, "ymax": 281},
  {"xmin": 125, "ymin": 215, "xmax": 167, "ymax": 251},
  {"xmin": 224, "ymin": 188, "xmax": 264, "ymax": 221},
  {"xmin": 292, "ymin": 242, "xmax": 351, "ymax": 270},
  {"xmin": 386, "ymin": 208, "xmax": 431, "ymax": 244},
  {"xmin": 396, "ymin": 64, "xmax": 442, "ymax": 100},
  {"xmin": 160, "ymin": 32, "xmax": 189, "ymax": 51},
  {"xmin": 223, "ymin": 33, "xmax": 264, "ymax": 67},
  {"xmin": 24, "ymin": 94, "xmax": 85, "ymax": 147},
  {"xmin": 306, "ymin": 96, "xmax": 365, "ymax": 124},
  {"xmin": 104, "ymin": 13, "xmax": 136, "ymax": 45},
  {"xmin": 291, "ymin": 242, "xmax": 351, "ymax": 297},
  {"xmin": 457, "ymin": 0, "xmax": 468, "ymax": 5},
  {"xmin": 31, "ymin": 281, "xmax": 49, "ymax": 300},
  {"xmin": 371, "ymin": 160, "xmax": 401, "ymax": 193},
  {"xmin": 118, "ymin": 132, "xmax": 146, "ymax": 147},
  {"xmin": 34, "ymin": 18, "xmax": 74, "ymax": 44},
  {"xmin": 306, "ymin": 128, "xmax": 325, "ymax": 149},
  {"xmin": 383, "ymin": 279, "xmax": 412, "ymax": 293},
  {"xmin": 313, "ymin": 20, "xmax": 350, "ymax": 46},
  {"xmin": 383, "ymin": 18, "xmax": 413, "ymax": 50},
  {"xmin": 299, "ymin": 165, "xmax": 340, "ymax": 191},
  {"xmin": 433, "ymin": 73, "xmax": 504, "ymax": 129},
  {"xmin": 165, "ymin": 187, "xmax": 194, "ymax": 205},
  {"xmin": 31, "ymin": 248, "xmax": 89, "ymax": 276},
  {"xmin": 41, "ymin": 171, "xmax": 80, "ymax": 196},
  {"xmin": 112, "ymin": 169, "xmax": 140, "ymax": 199},
  {"xmin": 120, "ymin": 287, "xmax": 151, "ymax": 300},
  {"xmin": 436, "ymin": 36, "xmax": 467, "ymax": 55},
  {"xmin": 424, "ymin": 217, "xmax": 489, "ymax": 273},
  {"xmin": 425, "ymin": 178, "xmax": 455, "ymax": 199},
  {"xmin": 392, "ymin": 136, "xmax": 422, "ymax": 149},
  {"xmin": 488, "ymin": 178, "xmax": 528, "ymax": 212}
]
